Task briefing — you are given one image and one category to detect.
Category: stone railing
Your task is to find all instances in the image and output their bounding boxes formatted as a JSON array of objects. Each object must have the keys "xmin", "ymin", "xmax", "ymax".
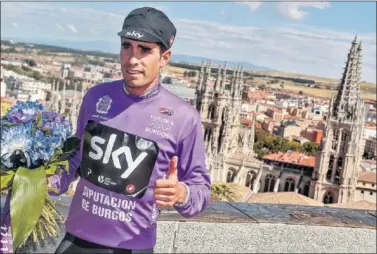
[{"xmin": 1, "ymin": 196, "xmax": 376, "ymax": 253}]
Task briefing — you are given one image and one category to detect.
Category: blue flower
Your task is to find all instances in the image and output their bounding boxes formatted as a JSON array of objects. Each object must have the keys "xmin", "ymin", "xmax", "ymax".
[
  {"xmin": 0, "ymin": 122, "xmax": 33, "ymax": 168},
  {"xmin": 31, "ymin": 130, "xmax": 62, "ymax": 164},
  {"xmin": 1, "ymin": 101, "xmax": 74, "ymax": 169},
  {"xmin": 4, "ymin": 101, "xmax": 44, "ymax": 124}
]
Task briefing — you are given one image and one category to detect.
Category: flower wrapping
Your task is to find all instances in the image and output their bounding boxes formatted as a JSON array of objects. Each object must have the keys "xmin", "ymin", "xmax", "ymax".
[{"xmin": 0, "ymin": 101, "xmax": 80, "ymax": 253}]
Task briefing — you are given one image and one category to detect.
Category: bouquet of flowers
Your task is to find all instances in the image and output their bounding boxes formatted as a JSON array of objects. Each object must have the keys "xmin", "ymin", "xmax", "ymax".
[{"xmin": 0, "ymin": 101, "xmax": 80, "ymax": 252}]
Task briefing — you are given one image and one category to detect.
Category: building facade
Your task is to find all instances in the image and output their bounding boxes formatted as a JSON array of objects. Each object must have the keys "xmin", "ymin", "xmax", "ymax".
[{"xmin": 194, "ymin": 60, "xmax": 262, "ymax": 191}]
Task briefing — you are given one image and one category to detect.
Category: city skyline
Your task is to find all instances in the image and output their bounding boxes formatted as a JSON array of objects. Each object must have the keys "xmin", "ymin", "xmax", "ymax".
[{"xmin": 1, "ymin": 1, "xmax": 376, "ymax": 83}]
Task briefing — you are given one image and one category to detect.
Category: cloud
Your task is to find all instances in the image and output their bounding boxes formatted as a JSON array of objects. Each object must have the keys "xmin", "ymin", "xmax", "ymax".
[
  {"xmin": 239, "ymin": 1, "xmax": 331, "ymax": 21},
  {"xmin": 172, "ymin": 19, "xmax": 376, "ymax": 82},
  {"xmin": 277, "ymin": 2, "xmax": 331, "ymax": 20},
  {"xmin": 67, "ymin": 24, "xmax": 78, "ymax": 33},
  {"xmin": 56, "ymin": 23, "xmax": 65, "ymax": 31},
  {"xmin": 12, "ymin": 22, "xmax": 19, "ymax": 28},
  {"xmin": 238, "ymin": 2, "xmax": 262, "ymax": 12},
  {"xmin": 1, "ymin": 2, "xmax": 375, "ymax": 83}
]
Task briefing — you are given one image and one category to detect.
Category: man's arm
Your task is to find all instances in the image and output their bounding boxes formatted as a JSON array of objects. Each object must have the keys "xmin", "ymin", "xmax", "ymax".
[
  {"xmin": 174, "ymin": 119, "xmax": 211, "ymax": 218},
  {"xmin": 48, "ymin": 94, "xmax": 89, "ymax": 196}
]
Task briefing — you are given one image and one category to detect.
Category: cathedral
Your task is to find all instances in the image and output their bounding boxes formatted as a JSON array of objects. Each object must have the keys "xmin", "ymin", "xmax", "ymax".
[
  {"xmin": 195, "ymin": 36, "xmax": 367, "ymax": 204},
  {"xmin": 312, "ymin": 36, "xmax": 366, "ymax": 204}
]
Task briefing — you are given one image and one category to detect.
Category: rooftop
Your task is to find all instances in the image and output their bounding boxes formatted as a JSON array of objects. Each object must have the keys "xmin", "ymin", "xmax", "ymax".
[
  {"xmin": 2, "ymin": 196, "xmax": 375, "ymax": 253},
  {"xmin": 263, "ymin": 151, "xmax": 316, "ymax": 168},
  {"xmin": 359, "ymin": 171, "xmax": 377, "ymax": 184}
]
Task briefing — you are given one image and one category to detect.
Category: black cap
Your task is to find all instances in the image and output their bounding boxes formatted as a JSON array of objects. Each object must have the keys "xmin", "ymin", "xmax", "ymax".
[{"xmin": 118, "ymin": 7, "xmax": 176, "ymax": 50}]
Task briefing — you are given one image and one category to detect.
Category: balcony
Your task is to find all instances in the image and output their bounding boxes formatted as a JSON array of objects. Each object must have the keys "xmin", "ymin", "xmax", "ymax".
[{"xmin": 2, "ymin": 196, "xmax": 375, "ymax": 253}]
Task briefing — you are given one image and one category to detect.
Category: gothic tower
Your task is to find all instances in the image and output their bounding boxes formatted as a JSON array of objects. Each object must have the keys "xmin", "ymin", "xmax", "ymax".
[
  {"xmin": 312, "ymin": 36, "xmax": 365, "ymax": 204},
  {"xmin": 195, "ymin": 60, "xmax": 246, "ymax": 182}
]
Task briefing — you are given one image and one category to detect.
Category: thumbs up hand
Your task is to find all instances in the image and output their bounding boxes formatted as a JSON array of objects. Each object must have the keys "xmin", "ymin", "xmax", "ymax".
[{"xmin": 154, "ymin": 156, "xmax": 187, "ymax": 208}]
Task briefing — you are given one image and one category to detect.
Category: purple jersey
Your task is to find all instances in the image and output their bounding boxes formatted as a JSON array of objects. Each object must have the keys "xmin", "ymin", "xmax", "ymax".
[{"xmin": 62, "ymin": 80, "xmax": 210, "ymax": 250}]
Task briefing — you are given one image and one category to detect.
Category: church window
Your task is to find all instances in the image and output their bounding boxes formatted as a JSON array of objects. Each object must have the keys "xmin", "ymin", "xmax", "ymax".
[
  {"xmin": 226, "ymin": 169, "xmax": 236, "ymax": 183},
  {"xmin": 303, "ymin": 181, "xmax": 310, "ymax": 197},
  {"xmin": 284, "ymin": 178, "xmax": 295, "ymax": 192},
  {"xmin": 327, "ymin": 155, "xmax": 335, "ymax": 181},
  {"xmin": 245, "ymin": 171, "xmax": 254, "ymax": 189},
  {"xmin": 323, "ymin": 192, "xmax": 334, "ymax": 204},
  {"xmin": 332, "ymin": 129, "xmax": 339, "ymax": 150},
  {"xmin": 207, "ymin": 104, "xmax": 216, "ymax": 120},
  {"xmin": 264, "ymin": 174, "xmax": 275, "ymax": 192},
  {"xmin": 335, "ymin": 157, "xmax": 343, "ymax": 184}
]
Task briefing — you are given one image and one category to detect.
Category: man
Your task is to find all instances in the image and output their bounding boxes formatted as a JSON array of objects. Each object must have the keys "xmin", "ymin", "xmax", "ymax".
[{"xmin": 53, "ymin": 7, "xmax": 211, "ymax": 254}]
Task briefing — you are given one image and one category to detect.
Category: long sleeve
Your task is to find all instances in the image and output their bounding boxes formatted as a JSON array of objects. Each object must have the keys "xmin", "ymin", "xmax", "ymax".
[
  {"xmin": 49, "ymin": 94, "xmax": 89, "ymax": 196},
  {"xmin": 174, "ymin": 119, "xmax": 211, "ymax": 218}
]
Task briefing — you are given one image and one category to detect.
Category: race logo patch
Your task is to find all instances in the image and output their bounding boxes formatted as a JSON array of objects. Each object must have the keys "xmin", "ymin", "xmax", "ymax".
[
  {"xmin": 159, "ymin": 107, "xmax": 174, "ymax": 116},
  {"xmin": 96, "ymin": 95, "xmax": 112, "ymax": 114},
  {"xmin": 80, "ymin": 121, "xmax": 159, "ymax": 198}
]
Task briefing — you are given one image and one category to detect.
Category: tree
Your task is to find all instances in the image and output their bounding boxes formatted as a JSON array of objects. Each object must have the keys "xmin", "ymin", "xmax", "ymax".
[
  {"xmin": 211, "ymin": 183, "xmax": 238, "ymax": 202},
  {"xmin": 298, "ymin": 90, "xmax": 304, "ymax": 95},
  {"xmin": 32, "ymin": 71, "xmax": 43, "ymax": 81},
  {"xmin": 301, "ymin": 142, "xmax": 320, "ymax": 156},
  {"xmin": 23, "ymin": 59, "xmax": 37, "ymax": 67}
]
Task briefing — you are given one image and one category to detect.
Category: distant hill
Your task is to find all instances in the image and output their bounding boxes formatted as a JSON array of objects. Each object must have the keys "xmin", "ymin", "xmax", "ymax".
[
  {"xmin": 169, "ymin": 54, "xmax": 274, "ymax": 71},
  {"xmin": 1, "ymin": 38, "xmax": 273, "ymax": 71}
]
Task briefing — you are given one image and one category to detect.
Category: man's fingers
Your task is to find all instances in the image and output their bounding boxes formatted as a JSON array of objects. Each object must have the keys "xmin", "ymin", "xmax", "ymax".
[
  {"xmin": 154, "ymin": 187, "xmax": 176, "ymax": 195},
  {"xmin": 154, "ymin": 194, "xmax": 174, "ymax": 202},
  {"xmin": 155, "ymin": 179, "xmax": 177, "ymax": 188},
  {"xmin": 156, "ymin": 200, "xmax": 174, "ymax": 208},
  {"xmin": 167, "ymin": 156, "xmax": 178, "ymax": 178}
]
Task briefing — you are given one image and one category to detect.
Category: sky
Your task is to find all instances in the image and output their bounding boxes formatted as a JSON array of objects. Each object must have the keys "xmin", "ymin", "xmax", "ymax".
[{"xmin": 1, "ymin": 1, "xmax": 376, "ymax": 83}]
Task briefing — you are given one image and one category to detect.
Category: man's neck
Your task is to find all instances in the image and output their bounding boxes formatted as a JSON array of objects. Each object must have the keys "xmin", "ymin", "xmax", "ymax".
[{"xmin": 124, "ymin": 78, "xmax": 160, "ymax": 97}]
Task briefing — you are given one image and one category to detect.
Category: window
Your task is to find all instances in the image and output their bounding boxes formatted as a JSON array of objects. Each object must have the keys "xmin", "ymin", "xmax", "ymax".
[
  {"xmin": 361, "ymin": 190, "xmax": 364, "ymax": 194},
  {"xmin": 363, "ymin": 182, "xmax": 366, "ymax": 186},
  {"xmin": 372, "ymin": 184, "xmax": 375, "ymax": 187},
  {"xmin": 284, "ymin": 178, "xmax": 296, "ymax": 192},
  {"xmin": 226, "ymin": 170, "xmax": 235, "ymax": 183},
  {"xmin": 370, "ymin": 192, "xmax": 373, "ymax": 195},
  {"xmin": 264, "ymin": 174, "xmax": 276, "ymax": 192},
  {"xmin": 323, "ymin": 192, "xmax": 334, "ymax": 204},
  {"xmin": 303, "ymin": 181, "xmax": 310, "ymax": 197},
  {"xmin": 245, "ymin": 171, "xmax": 254, "ymax": 189}
]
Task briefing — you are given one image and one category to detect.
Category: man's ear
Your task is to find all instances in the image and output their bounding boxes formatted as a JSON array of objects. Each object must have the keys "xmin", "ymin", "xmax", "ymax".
[{"xmin": 160, "ymin": 50, "xmax": 172, "ymax": 68}]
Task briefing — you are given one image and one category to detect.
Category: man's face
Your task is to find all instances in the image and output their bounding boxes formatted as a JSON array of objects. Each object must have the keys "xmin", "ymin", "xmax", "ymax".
[{"xmin": 120, "ymin": 38, "xmax": 171, "ymax": 89}]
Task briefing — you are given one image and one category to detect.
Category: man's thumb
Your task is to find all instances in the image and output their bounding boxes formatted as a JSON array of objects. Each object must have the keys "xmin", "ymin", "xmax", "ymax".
[{"xmin": 167, "ymin": 156, "xmax": 178, "ymax": 178}]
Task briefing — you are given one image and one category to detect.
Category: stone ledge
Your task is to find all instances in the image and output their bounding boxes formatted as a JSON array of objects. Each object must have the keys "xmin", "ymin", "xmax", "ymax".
[{"xmin": 1, "ymin": 196, "xmax": 376, "ymax": 253}]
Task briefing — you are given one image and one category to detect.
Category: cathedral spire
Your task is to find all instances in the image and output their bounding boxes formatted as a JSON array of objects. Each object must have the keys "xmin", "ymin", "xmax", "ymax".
[
  {"xmin": 214, "ymin": 64, "xmax": 222, "ymax": 92},
  {"xmin": 331, "ymin": 36, "xmax": 362, "ymax": 122}
]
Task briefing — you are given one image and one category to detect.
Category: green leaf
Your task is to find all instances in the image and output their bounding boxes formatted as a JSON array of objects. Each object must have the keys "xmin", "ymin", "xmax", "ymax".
[
  {"xmin": 1, "ymin": 171, "xmax": 14, "ymax": 190},
  {"xmin": 10, "ymin": 166, "xmax": 46, "ymax": 251}
]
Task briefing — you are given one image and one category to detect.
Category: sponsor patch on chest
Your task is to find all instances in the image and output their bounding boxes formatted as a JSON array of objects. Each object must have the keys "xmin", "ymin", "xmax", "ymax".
[{"xmin": 80, "ymin": 120, "xmax": 159, "ymax": 198}]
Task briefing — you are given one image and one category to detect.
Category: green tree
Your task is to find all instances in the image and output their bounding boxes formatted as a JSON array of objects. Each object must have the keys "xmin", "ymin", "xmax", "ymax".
[
  {"xmin": 211, "ymin": 183, "xmax": 238, "ymax": 202},
  {"xmin": 23, "ymin": 59, "xmax": 37, "ymax": 67},
  {"xmin": 301, "ymin": 142, "xmax": 320, "ymax": 156}
]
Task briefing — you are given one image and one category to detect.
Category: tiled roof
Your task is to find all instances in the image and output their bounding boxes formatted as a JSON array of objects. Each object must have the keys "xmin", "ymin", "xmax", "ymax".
[
  {"xmin": 263, "ymin": 151, "xmax": 316, "ymax": 168},
  {"xmin": 359, "ymin": 171, "xmax": 377, "ymax": 184}
]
